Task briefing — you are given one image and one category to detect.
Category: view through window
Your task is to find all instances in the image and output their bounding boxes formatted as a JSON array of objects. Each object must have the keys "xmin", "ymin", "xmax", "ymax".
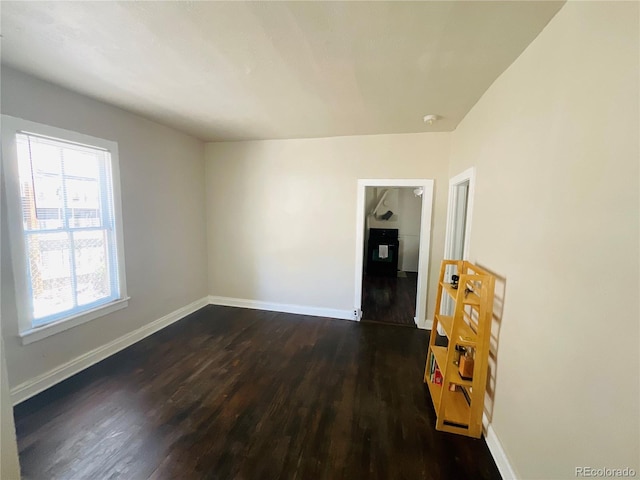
[{"xmin": 16, "ymin": 133, "xmax": 120, "ymax": 326}]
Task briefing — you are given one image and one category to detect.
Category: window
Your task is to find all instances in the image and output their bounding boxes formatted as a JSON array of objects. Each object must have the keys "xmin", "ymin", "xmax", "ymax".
[{"xmin": 2, "ymin": 116, "xmax": 128, "ymax": 344}]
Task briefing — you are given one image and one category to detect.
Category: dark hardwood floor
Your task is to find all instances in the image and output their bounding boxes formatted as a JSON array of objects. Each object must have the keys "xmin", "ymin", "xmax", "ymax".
[
  {"xmin": 361, "ymin": 272, "xmax": 418, "ymax": 327},
  {"xmin": 14, "ymin": 305, "xmax": 501, "ymax": 480}
]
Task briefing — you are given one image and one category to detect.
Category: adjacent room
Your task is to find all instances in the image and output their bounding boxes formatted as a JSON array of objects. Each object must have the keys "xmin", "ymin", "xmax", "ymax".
[
  {"xmin": 361, "ymin": 185, "xmax": 423, "ymax": 327},
  {"xmin": 1, "ymin": 1, "xmax": 638, "ymax": 479}
]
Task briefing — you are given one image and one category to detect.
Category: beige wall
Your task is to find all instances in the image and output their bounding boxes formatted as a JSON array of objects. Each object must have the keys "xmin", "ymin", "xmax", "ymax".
[
  {"xmin": 205, "ymin": 134, "xmax": 451, "ymax": 322},
  {"xmin": 0, "ymin": 339, "xmax": 20, "ymax": 480},
  {"xmin": 450, "ymin": 2, "xmax": 639, "ymax": 478},
  {"xmin": 0, "ymin": 149, "xmax": 20, "ymax": 477},
  {"xmin": 1, "ymin": 68, "xmax": 209, "ymax": 389},
  {"xmin": 397, "ymin": 188, "xmax": 422, "ymax": 272}
]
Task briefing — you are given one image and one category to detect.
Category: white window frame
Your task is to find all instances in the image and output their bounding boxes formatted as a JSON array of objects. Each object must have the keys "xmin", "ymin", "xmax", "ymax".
[{"xmin": 1, "ymin": 115, "xmax": 128, "ymax": 345}]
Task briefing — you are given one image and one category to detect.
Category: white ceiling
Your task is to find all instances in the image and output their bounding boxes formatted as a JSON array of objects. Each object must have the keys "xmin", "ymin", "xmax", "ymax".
[{"xmin": 0, "ymin": 1, "xmax": 564, "ymax": 142}]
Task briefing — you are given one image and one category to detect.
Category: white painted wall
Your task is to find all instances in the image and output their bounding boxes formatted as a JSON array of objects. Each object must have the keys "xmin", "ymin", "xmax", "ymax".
[
  {"xmin": 1, "ymin": 209, "xmax": 20, "ymax": 479},
  {"xmin": 205, "ymin": 134, "xmax": 450, "ymax": 322},
  {"xmin": 449, "ymin": 2, "xmax": 639, "ymax": 478},
  {"xmin": 397, "ymin": 188, "xmax": 422, "ymax": 272},
  {"xmin": 0, "ymin": 339, "xmax": 20, "ymax": 480},
  {"xmin": 1, "ymin": 67, "xmax": 209, "ymax": 391}
]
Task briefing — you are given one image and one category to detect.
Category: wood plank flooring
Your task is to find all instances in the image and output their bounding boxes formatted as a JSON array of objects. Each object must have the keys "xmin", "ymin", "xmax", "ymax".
[
  {"xmin": 361, "ymin": 272, "xmax": 418, "ymax": 327},
  {"xmin": 14, "ymin": 305, "xmax": 501, "ymax": 480}
]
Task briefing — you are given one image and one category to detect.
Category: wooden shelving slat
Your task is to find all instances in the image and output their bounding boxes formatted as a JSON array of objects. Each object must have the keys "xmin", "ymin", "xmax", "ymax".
[
  {"xmin": 435, "ymin": 314, "xmax": 477, "ymax": 346},
  {"xmin": 443, "ymin": 389, "xmax": 471, "ymax": 426},
  {"xmin": 441, "ymin": 282, "xmax": 480, "ymax": 306}
]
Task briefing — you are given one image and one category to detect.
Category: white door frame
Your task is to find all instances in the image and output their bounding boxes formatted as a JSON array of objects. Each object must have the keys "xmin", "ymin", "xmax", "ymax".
[
  {"xmin": 354, "ymin": 179, "xmax": 434, "ymax": 329},
  {"xmin": 439, "ymin": 168, "xmax": 475, "ymax": 331},
  {"xmin": 443, "ymin": 167, "xmax": 476, "ymax": 261}
]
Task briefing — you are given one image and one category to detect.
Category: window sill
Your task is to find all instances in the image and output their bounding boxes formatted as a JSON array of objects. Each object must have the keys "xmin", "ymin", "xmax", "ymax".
[{"xmin": 19, "ymin": 297, "xmax": 130, "ymax": 345}]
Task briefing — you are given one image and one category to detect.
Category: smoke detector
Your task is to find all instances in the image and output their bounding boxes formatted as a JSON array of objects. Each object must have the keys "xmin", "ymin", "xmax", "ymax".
[{"xmin": 423, "ymin": 114, "xmax": 439, "ymax": 125}]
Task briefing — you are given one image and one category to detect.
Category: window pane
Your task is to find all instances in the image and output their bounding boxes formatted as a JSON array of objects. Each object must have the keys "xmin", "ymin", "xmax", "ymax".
[
  {"xmin": 12, "ymin": 126, "xmax": 124, "ymax": 331},
  {"xmin": 63, "ymin": 147, "xmax": 103, "ymax": 228},
  {"xmin": 65, "ymin": 178, "xmax": 102, "ymax": 228},
  {"xmin": 29, "ymin": 141, "xmax": 62, "ymax": 175},
  {"xmin": 17, "ymin": 135, "xmax": 64, "ymax": 231},
  {"xmin": 32, "ymin": 175, "xmax": 64, "ymax": 230},
  {"xmin": 73, "ymin": 230, "xmax": 112, "ymax": 306},
  {"xmin": 27, "ymin": 232, "xmax": 74, "ymax": 321},
  {"xmin": 62, "ymin": 148, "xmax": 100, "ymax": 178}
]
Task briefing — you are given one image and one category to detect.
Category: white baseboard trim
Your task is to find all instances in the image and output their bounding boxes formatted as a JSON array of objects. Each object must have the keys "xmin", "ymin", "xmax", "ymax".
[
  {"xmin": 10, "ymin": 296, "xmax": 209, "ymax": 405},
  {"xmin": 484, "ymin": 416, "xmax": 518, "ymax": 480},
  {"xmin": 208, "ymin": 296, "xmax": 355, "ymax": 321},
  {"xmin": 420, "ymin": 318, "xmax": 433, "ymax": 330}
]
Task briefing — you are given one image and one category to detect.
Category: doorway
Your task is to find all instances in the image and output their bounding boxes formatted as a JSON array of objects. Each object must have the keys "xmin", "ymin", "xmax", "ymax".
[{"xmin": 354, "ymin": 179, "xmax": 434, "ymax": 329}]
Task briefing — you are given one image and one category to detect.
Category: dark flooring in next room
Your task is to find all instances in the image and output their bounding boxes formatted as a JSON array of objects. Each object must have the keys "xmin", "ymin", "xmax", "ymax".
[
  {"xmin": 14, "ymin": 305, "xmax": 501, "ymax": 480},
  {"xmin": 362, "ymin": 271, "xmax": 418, "ymax": 327}
]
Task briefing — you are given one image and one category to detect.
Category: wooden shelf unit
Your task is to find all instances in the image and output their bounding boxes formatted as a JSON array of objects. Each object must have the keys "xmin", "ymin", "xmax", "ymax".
[{"xmin": 424, "ymin": 260, "xmax": 495, "ymax": 438}]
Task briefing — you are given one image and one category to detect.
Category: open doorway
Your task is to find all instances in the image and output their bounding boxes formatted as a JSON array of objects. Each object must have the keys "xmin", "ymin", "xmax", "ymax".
[{"xmin": 354, "ymin": 179, "xmax": 434, "ymax": 329}]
